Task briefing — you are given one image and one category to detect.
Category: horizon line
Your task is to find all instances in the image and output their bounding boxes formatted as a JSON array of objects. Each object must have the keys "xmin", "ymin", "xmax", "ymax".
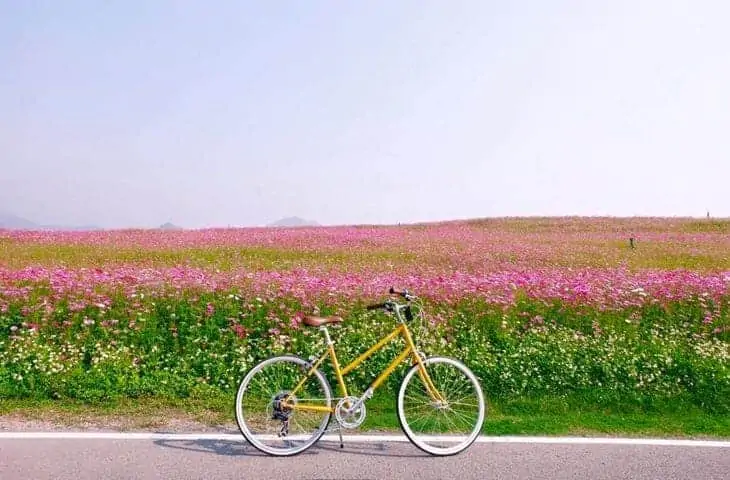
[{"xmin": 2, "ymin": 214, "xmax": 729, "ymax": 232}]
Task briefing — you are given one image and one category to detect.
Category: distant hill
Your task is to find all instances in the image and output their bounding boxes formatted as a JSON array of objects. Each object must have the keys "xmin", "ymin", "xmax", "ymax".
[
  {"xmin": 0, "ymin": 211, "xmax": 100, "ymax": 231},
  {"xmin": 159, "ymin": 222, "xmax": 182, "ymax": 230},
  {"xmin": 0, "ymin": 211, "xmax": 38, "ymax": 229},
  {"xmin": 268, "ymin": 216, "xmax": 319, "ymax": 227}
]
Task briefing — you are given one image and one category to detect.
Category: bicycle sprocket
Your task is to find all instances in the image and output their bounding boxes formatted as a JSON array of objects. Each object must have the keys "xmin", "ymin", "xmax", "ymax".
[{"xmin": 335, "ymin": 396, "xmax": 366, "ymax": 429}]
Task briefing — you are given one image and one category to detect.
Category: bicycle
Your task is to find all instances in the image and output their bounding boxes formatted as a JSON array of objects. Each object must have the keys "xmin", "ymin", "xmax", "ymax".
[{"xmin": 234, "ymin": 287, "xmax": 486, "ymax": 457}]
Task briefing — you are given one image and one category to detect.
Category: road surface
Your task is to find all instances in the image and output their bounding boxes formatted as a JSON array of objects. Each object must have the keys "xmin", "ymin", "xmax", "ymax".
[{"xmin": 1, "ymin": 433, "xmax": 728, "ymax": 479}]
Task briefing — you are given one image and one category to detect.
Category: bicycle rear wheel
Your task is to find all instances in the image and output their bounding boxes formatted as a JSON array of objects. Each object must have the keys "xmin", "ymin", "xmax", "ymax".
[
  {"xmin": 234, "ymin": 355, "xmax": 333, "ymax": 456},
  {"xmin": 397, "ymin": 356, "xmax": 485, "ymax": 456}
]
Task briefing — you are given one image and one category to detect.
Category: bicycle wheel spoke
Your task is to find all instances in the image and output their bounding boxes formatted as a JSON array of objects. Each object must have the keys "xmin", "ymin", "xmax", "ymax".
[
  {"xmin": 235, "ymin": 355, "xmax": 332, "ymax": 456},
  {"xmin": 398, "ymin": 357, "xmax": 485, "ymax": 456}
]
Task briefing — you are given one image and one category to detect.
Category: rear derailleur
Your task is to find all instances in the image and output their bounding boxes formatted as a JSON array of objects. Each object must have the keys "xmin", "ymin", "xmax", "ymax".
[{"xmin": 272, "ymin": 392, "xmax": 293, "ymax": 437}]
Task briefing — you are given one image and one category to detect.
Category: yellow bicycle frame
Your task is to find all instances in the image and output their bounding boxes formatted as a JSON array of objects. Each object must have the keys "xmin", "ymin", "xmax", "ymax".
[{"xmin": 283, "ymin": 322, "xmax": 445, "ymax": 413}]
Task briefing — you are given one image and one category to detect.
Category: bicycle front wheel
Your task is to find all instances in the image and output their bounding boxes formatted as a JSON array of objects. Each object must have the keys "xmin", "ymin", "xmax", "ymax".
[
  {"xmin": 234, "ymin": 355, "xmax": 333, "ymax": 456},
  {"xmin": 397, "ymin": 356, "xmax": 485, "ymax": 456}
]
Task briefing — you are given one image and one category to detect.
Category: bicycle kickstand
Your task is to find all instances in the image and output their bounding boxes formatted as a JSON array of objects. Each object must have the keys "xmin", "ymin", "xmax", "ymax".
[{"xmin": 338, "ymin": 425, "xmax": 344, "ymax": 449}]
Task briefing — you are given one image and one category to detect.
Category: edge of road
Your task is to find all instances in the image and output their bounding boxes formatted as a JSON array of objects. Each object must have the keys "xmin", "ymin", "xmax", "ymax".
[{"xmin": 1, "ymin": 431, "xmax": 729, "ymax": 447}]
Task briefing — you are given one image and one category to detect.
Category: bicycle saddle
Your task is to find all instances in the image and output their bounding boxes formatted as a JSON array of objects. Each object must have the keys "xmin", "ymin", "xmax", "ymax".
[{"xmin": 302, "ymin": 315, "xmax": 344, "ymax": 327}]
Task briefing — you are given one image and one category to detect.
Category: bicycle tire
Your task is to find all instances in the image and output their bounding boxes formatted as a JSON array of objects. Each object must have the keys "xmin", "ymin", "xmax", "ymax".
[
  {"xmin": 397, "ymin": 356, "xmax": 486, "ymax": 456},
  {"xmin": 234, "ymin": 355, "xmax": 333, "ymax": 456}
]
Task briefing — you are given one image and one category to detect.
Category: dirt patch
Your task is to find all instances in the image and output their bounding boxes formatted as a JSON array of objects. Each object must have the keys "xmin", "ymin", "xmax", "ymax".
[{"xmin": 0, "ymin": 411, "xmax": 239, "ymax": 433}]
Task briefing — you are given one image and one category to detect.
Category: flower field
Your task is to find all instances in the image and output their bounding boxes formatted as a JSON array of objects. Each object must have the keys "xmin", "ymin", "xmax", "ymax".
[{"xmin": 1, "ymin": 217, "xmax": 729, "ymax": 415}]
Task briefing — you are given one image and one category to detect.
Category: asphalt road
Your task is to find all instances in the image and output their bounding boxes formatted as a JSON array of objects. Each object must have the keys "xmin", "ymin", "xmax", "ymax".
[{"xmin": 1, "ymin": 435, "xmax": 728, "ymax": 480}]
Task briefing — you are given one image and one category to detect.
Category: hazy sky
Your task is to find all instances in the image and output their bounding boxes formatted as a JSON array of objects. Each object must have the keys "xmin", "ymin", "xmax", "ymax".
[{"xmin": 2, "ymin": 1, "xmax": 729, "ymax": 228}]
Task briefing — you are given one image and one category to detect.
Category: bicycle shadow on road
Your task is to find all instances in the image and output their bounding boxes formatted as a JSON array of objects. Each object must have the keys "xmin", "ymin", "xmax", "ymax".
[
  {"xmin": 315, "ymin": 440, "xmax": 431, "ymax": 458},
  {"xmin": 153, "ymin": 438, "xmax": 429, "ymax": 458},
  {"xmin": 153, "ymin": 438, "xmax": 292, "ymax": 457}
]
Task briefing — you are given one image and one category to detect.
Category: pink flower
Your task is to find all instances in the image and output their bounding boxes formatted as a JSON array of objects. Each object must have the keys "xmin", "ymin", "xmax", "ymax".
[
  {"xmin": 231, "ymin": 324, "xmax": 248, "ymax": 338},
  {"xmin": 290, "ymin": 312, "xmax": 304, "ymax": 329}
]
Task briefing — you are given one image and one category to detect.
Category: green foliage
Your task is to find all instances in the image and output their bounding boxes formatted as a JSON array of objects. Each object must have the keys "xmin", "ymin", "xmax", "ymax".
[{"xmin": 1, "ymin": 294, "xmax": 729, "ymax": 414}]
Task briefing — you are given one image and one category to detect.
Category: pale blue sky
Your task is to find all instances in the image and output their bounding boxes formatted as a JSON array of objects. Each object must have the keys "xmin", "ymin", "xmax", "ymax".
[{"xmin": 1, "ymin": 1, "xmax": 729, "ymax": 228}]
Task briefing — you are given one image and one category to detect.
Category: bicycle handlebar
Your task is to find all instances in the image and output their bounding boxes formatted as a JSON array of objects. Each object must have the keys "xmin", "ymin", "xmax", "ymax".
[
  {"xmin": 365, "ymin": 288, "xmax": 418, "ymax": 321},
  {"xmin": 389, "ymin": 287, "xmax": 416, "ymax": 301}
]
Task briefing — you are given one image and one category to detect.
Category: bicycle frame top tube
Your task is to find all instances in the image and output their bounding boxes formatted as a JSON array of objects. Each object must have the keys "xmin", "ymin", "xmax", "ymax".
[
  {"xmin": 289, "ymin": 322, "xmax": 414, "ymax": 401},
  {"xmin": 336, "ymin": 298, "xmax": 423, "ymax": 382},
  {"xmin": 284, "ymin": 294, "xmax": 446, "ymax": 410}
]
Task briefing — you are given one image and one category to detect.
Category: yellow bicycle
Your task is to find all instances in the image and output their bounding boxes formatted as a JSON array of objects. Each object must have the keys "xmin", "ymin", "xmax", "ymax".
[{"xmin": 234, "ymin": 288, "xmax": 486, "ymax": 456}]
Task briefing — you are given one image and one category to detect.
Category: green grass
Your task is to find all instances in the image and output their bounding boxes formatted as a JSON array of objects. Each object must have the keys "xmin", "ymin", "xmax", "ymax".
[
  {"xmin": 479, "ymin": 396, "xmax": 730, "ymax": 438},
  {"xmin": 3, "ymin": 395, "xmax": 729, "ymax": 439},
  {"xmin": 0, "ymin": 242, "xmax": 420, "ymax": 271}
]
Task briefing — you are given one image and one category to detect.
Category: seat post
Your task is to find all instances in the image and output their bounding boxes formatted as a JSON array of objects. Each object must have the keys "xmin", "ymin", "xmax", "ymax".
[{"xmin": 319, "ymin": 326, "xmax": 333, "ymax": 345}]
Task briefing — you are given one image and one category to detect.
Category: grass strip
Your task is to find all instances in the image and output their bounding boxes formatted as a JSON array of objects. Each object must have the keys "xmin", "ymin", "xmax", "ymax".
[{"xmin": 3, "ymin": 395, "xmax": 729, "ymax": 439}]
